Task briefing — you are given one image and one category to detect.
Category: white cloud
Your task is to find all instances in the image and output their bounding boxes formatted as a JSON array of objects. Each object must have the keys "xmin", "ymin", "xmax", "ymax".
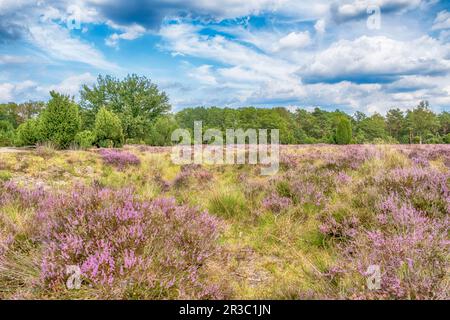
[
  {"xmin": 0, "ymin": 83, "xmax": 14, "ymax": 101},
  {"xmin": 432, "ymin": 10, "xmax": 450, "ymax": 30},
  {"xmin": 28, "ymin": 23, "xmax": 118, "ymax": 70},
  {"xmin": 314, "ymin": 19, "xmax": 326, "ymax": 34},
  {"xmin": 276, "ymin": 31, "xmax": 311, "ymax": 51},
  {"xmin": 301, "ymin": 36, "xmax": 450, "ymax": 81},
  {"xmin": 0, "ymin": 55, "xmax": 30, "ymax": 64},
  {"xmin": 0, "ymin": 80, "xmax": 37, "ymax": 102},
  {"xmin": 105, "ymin": 23, "xmax": 146, "ymax": 47},
  {"xmin": 188, "ymin": 65, "xmax": 217, "ymax": 85},
  {"xmin": 46, "ymin": 73, "xmax": 96, "ymax": 96},
  {"xmin": 331, "ymin": 0, "xmax": 423, "ymax": 23}
]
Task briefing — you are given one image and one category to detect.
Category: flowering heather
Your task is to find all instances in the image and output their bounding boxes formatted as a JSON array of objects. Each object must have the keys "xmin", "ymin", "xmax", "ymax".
[
  {"xmin": 320, "ymin": 145, "xmax": 379, "ymax": 170},
  {"xmin": 373, "ymin": 167, "xmax": 449, "ymax": 216},
  {"xmin": 0, "ymin": 180, "xmax": 46, "ymax": 208},
  {"xmin": 0, "ymin": 144, "xmax": 448, "ymax": 300},
  {"xmin": 397, "ymin": 145, "xmax": 450, "ymax": 167},
  {"xmin": 262, "ymin": 193, "xmax": 292, "ymax": 213},
  {"xmin": 99, "ymin": 149, "xmax": 140, "ymax": 170},
  {"xmin": 172, "ymin": 164, "xmax": 213, "ymax": 188},
  {"xmin": 3, "ymin": 184, "xmax": 223, "ymax": 299},
  {"xmin": 327, "ymin": 195, "xmax": 449, "ymax": 299}
]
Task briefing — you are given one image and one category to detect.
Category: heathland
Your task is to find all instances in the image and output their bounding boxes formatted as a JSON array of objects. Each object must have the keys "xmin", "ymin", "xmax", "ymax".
[{"xmin": 0, "ymin": 144, "xmax": 448, "ymax": 299}]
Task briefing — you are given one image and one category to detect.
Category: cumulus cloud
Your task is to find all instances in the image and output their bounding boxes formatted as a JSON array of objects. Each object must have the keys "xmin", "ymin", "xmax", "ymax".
[
  {"xmin": 0, "ymin": 80, "xmax": 37, "ymax": 102},
  {"xmin": 276, "ymin": 31, "xmax": 311, "ymax": 51},
  {"xmin": 0, "ymin": 0, "xmax": 449, "ymax": 112},
  {"xmin": 105, "ymin": 23, "xmax": 146, "ymax": 47},
  {"xmin": 301, "ymin": 36, "xmax": 450, "ymax": 83}
]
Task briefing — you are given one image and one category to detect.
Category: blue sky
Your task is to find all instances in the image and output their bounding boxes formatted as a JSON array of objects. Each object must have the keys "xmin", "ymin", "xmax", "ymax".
[{"xmin": 0, "ymin": 0, "xmax": 449, "ymax": 114}]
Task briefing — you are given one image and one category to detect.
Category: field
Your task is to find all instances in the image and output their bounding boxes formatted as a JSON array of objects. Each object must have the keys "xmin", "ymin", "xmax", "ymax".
[{"xmin": 0, "ymin": 144, "xmax": 448, "ymax": 299}]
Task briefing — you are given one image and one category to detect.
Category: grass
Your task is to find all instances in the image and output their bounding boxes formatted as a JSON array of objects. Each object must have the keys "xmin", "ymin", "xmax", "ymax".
[{"xmin": 0, "ymin": 144, "xmax": 448, "ymax": 299}]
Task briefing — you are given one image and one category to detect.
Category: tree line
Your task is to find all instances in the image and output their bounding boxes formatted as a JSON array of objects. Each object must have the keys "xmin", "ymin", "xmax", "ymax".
[{"xmin": 0, "ymin": 74, "xmax": 449, "ymax": 148}]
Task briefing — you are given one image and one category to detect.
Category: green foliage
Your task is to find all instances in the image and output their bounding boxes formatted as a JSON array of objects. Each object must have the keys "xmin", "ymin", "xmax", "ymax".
[
  {"xmin": 93, "ymin": 107, "xmax": 124, "ymax": 148},
  {"xmin": 406, "ymin": 101, "xmax": 440, "ymax": 144},
  {"xmin": 355, "ymin": 113, "xmax": 387, "ymax": 142},
  {"xmin": 444, "ymin": 133, "xmax": 450, "ymax": 144},
  {"xmin": 145, "ymin": 115, "xmax": 178, "ymax": 146},
  {"xmin": 386, "ymin": 108, "xmax": 405, "ymax": 141},
  {"xmin": 16, "ymin": 118, "xmax": 42, "ymax": 146},
  {"xmin": 40, "ymin": 91, "xmax": 81, "ymax": 149},
  {"xmin": 335, "ymin": 117, "xmax": 352, "ymax": 145},
  {"xmin": 80, "ymin": 74, "xmax": 171, "ymax": 140},
  {"xmin": 74, "ymin": 130, "xmax": 96, "ymax": 149},
  {"xmin": 2, "ymin": 76, "xmax": 450, "ymax": 147},
  {"xmin": 0, "ymin": 120, "xmax": 15, "ymax": 146}
]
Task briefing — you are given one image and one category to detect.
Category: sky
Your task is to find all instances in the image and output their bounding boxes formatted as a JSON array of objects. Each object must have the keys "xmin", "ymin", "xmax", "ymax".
[{"xmin": 0, "ymin": 0, "xmax": 450, "ymax": 115}]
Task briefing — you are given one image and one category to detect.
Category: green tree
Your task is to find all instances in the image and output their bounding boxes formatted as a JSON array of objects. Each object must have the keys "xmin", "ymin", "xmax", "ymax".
[
  {"xmin": 406, "ymin": 101, "xmax": 439, "ymax": 144},
  {"xmin": 357, "ymin": 113, "xmax": 387, "ymax": 142},
  {"xmin": 93, "ymin": 107, "xmax": 124, "ymax": 148},
  {"xmin": 16, "ymin": 101, "xmax": 45, "ymax": 124},
  {"xmin": 80, "ymin": 74, "xmax": 171, "ymax": 140},
  {"xmin": 146, "ymin": 115, "xmax": 178, "ymax": 146},
  {"xmin": 40, "ymin": 91, "xmax": 81, "ymax": 149},
  {"xmin": 16, "ymin": 118, "xmax": 42, "ymax": 146},
  {"xmin": 438, "ymin": 111, "xmax": 450, "ymax": 136},
  {"xmin": 335, "ymin": 117, "xmax": 352, "ymax": 145},
  {"xmin": 74, "ymin": 130, "xmax": 96, "ymax": 149},
  {"xmin": 0, "ymin": 120, "xmax": 15, "ymax": 146},
  {"xmin": 386, "ymin": 108, "xmax": 405, "ymax": 141}
]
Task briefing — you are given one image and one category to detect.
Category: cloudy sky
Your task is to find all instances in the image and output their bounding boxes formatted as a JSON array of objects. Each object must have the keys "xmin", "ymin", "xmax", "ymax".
[{"xmin": 0, "ymin": 0, "xmax": 449, "ymax": 114}]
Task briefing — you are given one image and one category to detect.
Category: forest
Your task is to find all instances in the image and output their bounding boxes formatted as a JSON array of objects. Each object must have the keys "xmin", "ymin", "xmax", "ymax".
[{"xmin": 0, "ymin": 75, "xmax": 449, "ymax": 149}]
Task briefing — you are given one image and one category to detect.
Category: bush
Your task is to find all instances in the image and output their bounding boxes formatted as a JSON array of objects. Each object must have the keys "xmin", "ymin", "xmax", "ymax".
[
  {"xmin": 1, "ymin": 184, "xmax": 222, "ymax": 299},
  {"xmin": 323, "ymin": 194, "xmax": 448, "ymax": 299},
  {"xmin": 16, "ymin": 118, "xmax": 42, "ymax": 146},
  {"xmin": 444, "ymin": 133, "xmax": 450, "ymax": 144},
  {"xmin": 74, "ymin": 130, "xmax": 95, "ymax": 149},
  {"xmin": 0, "ymin": 120, "xmax": 15, "ymax": 146},
  {"xmin": 262, "ymin": 193, "xmax": 292, "ymax": 213},
  {"xmin": 145, "ymin": 116, "xmax": 178, "ymax": 146},
  {"xmin": 93, "ymin": 107, "xmax": 124, "ymax": 148},
  {"xmin": 99, "ymin": 149, "xmax": 140, "ymax": 170},
  {"xmin": 40, "ymin": 91, "xmax": 81, "ymax": 149},
  {"xmin": 335, "ymin": 118, "xmax": 352, "ymax": 145}
]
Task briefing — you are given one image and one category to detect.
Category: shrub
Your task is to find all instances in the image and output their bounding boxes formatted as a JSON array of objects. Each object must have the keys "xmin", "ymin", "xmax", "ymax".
[
  {"xmin": 323, "ymin": 195, "xmax": 449, "ymax": 299},
  {"xmin": 335, "ymin": 118, "xmax": 352, "ymax": 145},
  {"xmin": 74, "ymin": 130, "xmax": 95, "ymax": 149},
  {"xmin": 26, "ymin": 185, "xmax": 224, "ymax": 299},
  {"xmin": 172, "ymin": 164, "xmax": 213, "ymax": 188},
  {"xmin": 145, "ymin": 116, "xmax": 178, "ymax": 146},
  {"xmin": 16, "ymin": 118, "xmax": 42, "ymax": 146},
  {"xmin": 40, "ymin": 91, "xmax": 81, "ymax": 149},
  {"xmin": 373, "ymin": 167, "xmax": 449, "ymax": 217},
  {"xmin": 443, "ymin": 133, "xmax": 450, "ymax": 144},
  {"xmin": 262, "ymin": 193, "xmax": 292, "ymax": 214},
  {"xmin": 93, "ymin": 107, "xmax": 124, "ymax": 148},
  {"xmin": 99, "ymin": 149, "xmax": 140, "ymax": 170},
  {"xmin": 0, "ymin": 120, "xmax": 15, "ymax": 146}
]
